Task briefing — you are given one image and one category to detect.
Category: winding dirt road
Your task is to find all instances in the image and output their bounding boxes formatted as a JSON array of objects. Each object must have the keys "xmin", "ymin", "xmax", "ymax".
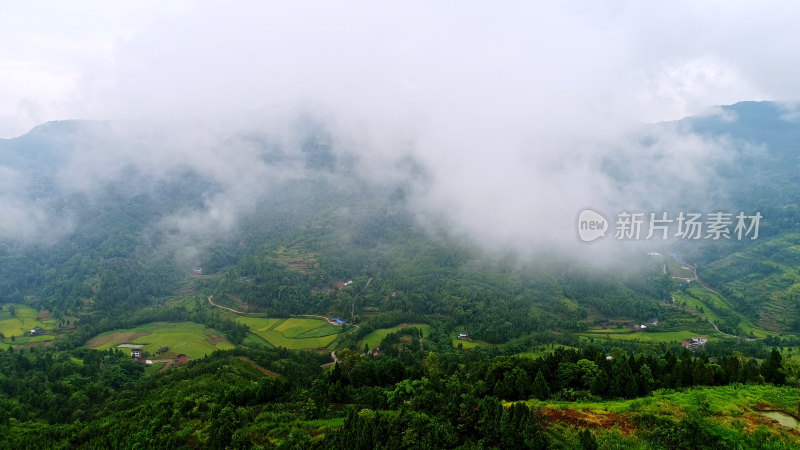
[{"xmin": 208, "ymin": 295, "xmax": 244, "ymax": 314}]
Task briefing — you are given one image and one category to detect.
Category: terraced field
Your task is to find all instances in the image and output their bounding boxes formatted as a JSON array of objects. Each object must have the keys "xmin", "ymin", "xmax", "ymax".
[
  {"xmin": 673, "ymin": 287, "xmax": 771, "ymax": 338},
  {"xmin": 699, "ymin": 233, "xmax": 800, "ymax": 332},
  {"xmin": 86, "ymin": 321, "xmax": 233, "ymax": 358},
  {"xmin": 235, "ymin": 317, "xmax": 342, "ymax": 349}
]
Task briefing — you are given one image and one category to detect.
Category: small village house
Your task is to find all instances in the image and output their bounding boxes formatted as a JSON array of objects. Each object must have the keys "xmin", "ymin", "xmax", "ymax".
[
  {"xmin": 28, "ymin": 326, "xmax": 44, "ymax": 337},
  {"xmin": 682, "ymin": 337, "xmax": 708, "ymax": 350}
]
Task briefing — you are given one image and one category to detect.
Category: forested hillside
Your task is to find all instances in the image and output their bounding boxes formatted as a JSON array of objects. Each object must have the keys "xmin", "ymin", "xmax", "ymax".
[{"xmin": 3, "ymin": 103, "xmax": 800, "ymax": 448}]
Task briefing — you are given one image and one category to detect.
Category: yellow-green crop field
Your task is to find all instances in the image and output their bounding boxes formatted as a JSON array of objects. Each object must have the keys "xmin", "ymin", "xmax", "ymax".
[
  {"xmin": 86, "ymin": 321, "xmax": 233, "ymax": 358},
  {"xmin": 0, "ymin": 304, "xmax": 56, "ymax": 338},
  {"xmin": 235, "ymin": 317, "xmax": 343, "ymax": 349}
]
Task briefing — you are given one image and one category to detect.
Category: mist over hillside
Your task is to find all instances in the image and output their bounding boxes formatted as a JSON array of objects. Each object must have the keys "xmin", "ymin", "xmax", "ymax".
[
  {"xmin": 1, "ymin": 102, "xmax": 783, "ymax": 263},
  {"xmin": 6, "ymin": 3, "xmax": 800, "ymax": 448}
]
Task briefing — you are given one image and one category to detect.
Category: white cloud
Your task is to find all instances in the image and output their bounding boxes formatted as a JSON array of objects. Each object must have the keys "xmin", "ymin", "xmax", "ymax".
[{"xmin": 0, "ymin": 1, "xmax": 799, "ymax": 258}]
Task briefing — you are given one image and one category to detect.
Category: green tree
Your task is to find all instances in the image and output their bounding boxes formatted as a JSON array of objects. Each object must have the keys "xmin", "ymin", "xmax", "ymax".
[
  {"xmin": 762, "ymin": 348, "xmax": 785, "ymax": 384},
  {"xmin": 532, "ymin": 369, "xmax": 550, "ymax": 400},
  {"xmin": 579, "ymin": 429, "xmax": 599, "ymax": 450},
  {"xmin": 209, "ymin": 403, "xmax": 237, "ymax": 449},
  {"xmin": 577, "ymin": 359, "xmax": 600, "ymax": 390},
  {"xmin": 638, "ymin": 364, "xmax": 655, "ymax": 396}
]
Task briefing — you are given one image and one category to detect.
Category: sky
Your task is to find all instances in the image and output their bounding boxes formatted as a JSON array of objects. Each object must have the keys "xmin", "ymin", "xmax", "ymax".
[
  {"xmin": 3, "ymin": 1, "xmax": 800, "ymax": 137},
  {"xmin": 1, "ymin": 1, "xmax": 799, "ymax": 256}
]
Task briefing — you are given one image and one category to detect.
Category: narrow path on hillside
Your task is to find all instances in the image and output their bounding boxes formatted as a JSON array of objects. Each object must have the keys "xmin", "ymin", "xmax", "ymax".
[
  {"xmin": 693, "ymin": 268, "xmax": 724, "ymax": 296},
  {"xmin": 208, "ymin": 295, "xmax": 245, "ymax": 314},
  {"xmin": 351, "ymin": 277, "xmax": 373, "ymax": 321},
  {"xmin": 680, "ymin": 267, "xmax": 755, "ymax": 341},
  {"xmin": 321, "ymin": 351, "xmax": 338, "ymax": 368},
  {"xmin": 706, "ymin": 319, "xmax": 736, "ymax": 337},
  {"xmin": 692, "ymin": 267, "xmax": 739, "ymax": 337}
]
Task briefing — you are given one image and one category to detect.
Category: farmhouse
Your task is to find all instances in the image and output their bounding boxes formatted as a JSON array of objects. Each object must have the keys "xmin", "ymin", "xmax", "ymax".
[
  {"xmin": 192, "ymin": 267, "xmax": 203, "ymax": 274},
  {"xmin": 331, "ymin": 318, "xmax": 346, "ymax": 325},
  {"xmin": 131, "ymin": 348, "xmax": 143, "ymax": 358},
  {"xmin": 173, "ymin": 354, "xmax": 189, "ymax": 366},
  {"xmin": 457, "ymin": 332, "xmax": 470, "ymax": 340},
  {"xmin": 682, "ymin": 337, "xmax": 708, "ymax": 350},
  {"xmin": 28, "ymin": 326, "xmax": 44, "ymax": 337}
]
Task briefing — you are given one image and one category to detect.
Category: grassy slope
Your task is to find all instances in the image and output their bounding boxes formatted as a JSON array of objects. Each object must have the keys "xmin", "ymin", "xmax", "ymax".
[
  {"xmin": 360, "ymin": 323, "xmax": 431, "ymax": 350},
  {"xmin": 519, "ymin": 384, "xmax": 800, "ymax": 447},
  {"xmin": 0, "ymin": 304, "xmax": 56, "ymax": 337},
  {"xmin": 86, "ymin": 321, "xmax": 234, "ymax": 358},
  {"xmin": 578, "ymin": 330, "xmax": 715, "ymax": 344}
]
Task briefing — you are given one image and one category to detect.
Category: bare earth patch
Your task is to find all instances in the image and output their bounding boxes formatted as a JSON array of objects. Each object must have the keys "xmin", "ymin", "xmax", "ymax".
[
  {"xmin": 86, "ymin": 332, "xmax": 148, "ymax": 349},
  {"xmin": 541, "ymin": 408, "xmax": 635, "ymax": 434}
]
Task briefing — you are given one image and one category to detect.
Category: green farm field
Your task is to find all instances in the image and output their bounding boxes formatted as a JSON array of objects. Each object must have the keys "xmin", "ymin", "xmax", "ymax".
[
  {"xmin": 445, "ymin": 325, "xmax": 490, "ymax": 349},
  {"xmin": 360, "ymin": 323, "xmax": 431, "ymax": 350},
  {"xmin": 235, "ymin": 317, "xmax": 342, "ymax": 349},
  {"xmin": 0, "ymin": 304, "xmax": 56, "ymax": 338},
  {"xmin": 579, "ymin": 329, "xmax": 716, "ymax": 344},
  {"xmin": 86, "ymin": 321, "xmax": 233, "ymax": 358}
]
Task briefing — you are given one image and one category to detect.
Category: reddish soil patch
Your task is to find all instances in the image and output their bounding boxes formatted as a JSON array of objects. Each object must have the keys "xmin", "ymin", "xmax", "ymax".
[
  {"xmin": 36, "ymin": 310, "xmax": 52, "ymax": 321},
  {"xmin": 541, "ymin": 408, "xmax": 635, "ymax": 434}
]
